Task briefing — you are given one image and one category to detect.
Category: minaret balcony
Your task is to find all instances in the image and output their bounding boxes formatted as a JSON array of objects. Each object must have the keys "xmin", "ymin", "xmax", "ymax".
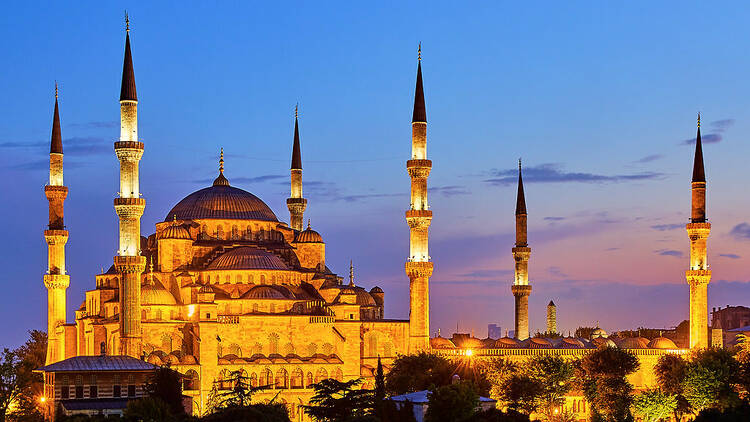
[
  {"xmin": 43, "ymin": 274, "xmax": 70, "ymax": 289},
  {"xmin": 686, "ymin": 269, "xmax": 712, "ymax": 286},
  {"xmin": 511, "ymin": 285, "xmax": 532, "ymax": 296},
  {"xmin": 114, "ymin": 198, "xmax": 146, "ymax": 219},
  {"xmin": 405, "ymin": 261, "xmax": 433, "ymax": 278},
  {"xmin": 44, "ymin": 230, "xmax": 69, "ymax": 244},
  {"xmin": 44, "ymin": 185, "xmax": 68, "ymax": 200},
  {"xmin": 114, "ymin": 255, "xmax": 147, "ymax": 273},
  {"xmin": 407, "ymin": 159, "xmax": 432, "ymax": 178}
]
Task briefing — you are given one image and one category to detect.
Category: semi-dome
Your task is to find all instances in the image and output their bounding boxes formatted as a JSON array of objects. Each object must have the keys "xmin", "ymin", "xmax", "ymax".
[
  {"xmin": 648, "ymin": 337, "xmax": 678, "ymax": 349},
  {"xmin": 296, "ymin": 223, "xmax": 323, "ymax": 243},
  {"xmin": 522, "ymin": 337, "xmax": 553, "ymax": 349},
  {"xmin": 370, "ymin": 286, "xmax": 384, "ymax": 294},
  {"xmin": 142, "ymin": 281, "xmax": 177, "ymax": 305},
  {"xmin": 559, "ymin": 337, "xmax": 585, "ymax": 349},
  {"xmin": 243, "ymin": 285, "xmax": 291, "ymax": 300},
  {"xmin": 166, "ymin": 182, "xmax": 278, "ymax": 222},
  {"xmin": 352, "ymin": 287, "xmax": 376, "ymax": 306},
  {"xmin": 207, "ymin": 247, "xmax": 288, "ymax": 271},
  {"xmin": 495, "ymin": 337, "xmax": 521, "ymax": 348},
  {"xmin": 430, "ymin": 336, "xmax": 456, "ymax": 349},
  {"xmin": 591, "ymin": 327, "xmax": 608, "ymax": 339},
  {"xmin": 159, "ymin": 224, "xmax": 191, "ymax": 240},
  {"xmin": 617, "ymin": 337, "xmax": 649, "ymax": 349},
  {"xmin": 591, "ymin": 337, "xmax": 617, "ymax": 348}
]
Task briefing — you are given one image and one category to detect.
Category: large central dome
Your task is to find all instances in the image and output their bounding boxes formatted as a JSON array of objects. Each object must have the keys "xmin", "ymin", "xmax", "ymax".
[{"xmin": 166, "ymin": 183, "xmax": 278, "ymax": 222}]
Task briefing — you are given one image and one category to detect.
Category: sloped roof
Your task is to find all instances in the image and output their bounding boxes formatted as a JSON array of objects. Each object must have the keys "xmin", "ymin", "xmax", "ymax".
[{"xmin": 37, "ymin": 355, "xmax": 159, "ymax": 372}]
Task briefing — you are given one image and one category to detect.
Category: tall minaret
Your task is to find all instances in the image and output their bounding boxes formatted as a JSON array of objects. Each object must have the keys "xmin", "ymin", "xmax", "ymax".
[
  {"xmin": 512, "ymin": 160, "xmax": 532, "ymax": 340},
  {"xmin": 287, "ymin": 104, "xmax": 307, "ymax": 231},
  {"xmin": 405, "ymin": 44, "xmax": 432, "ymax": 353},
  {"xmin": 546, "ymin": 300, "xmax": 557, "ymax": 334},
  {"xmin": 113, "ymin": 15, "xmax": 146, "ymax": 357},
  {"xmin": 44, "ymin": 83, "xmax": 70, "ymax": 364},
  {"xmin": 686, "ymin": 113, "xmax": 711, "ymax": 349}
]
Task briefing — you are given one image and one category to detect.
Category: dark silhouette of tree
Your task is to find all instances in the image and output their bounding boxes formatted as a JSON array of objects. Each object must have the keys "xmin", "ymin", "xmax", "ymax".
[
  {"xmin": 303, "ymin": 378, "xmax": 373, "ymax": 422},
  {"xmin": 654, "ymin": 354, "xmax": 691, "ymax": 421},
  {"xmin": 1, "ymin": 330, "xmax": 46, "ymax": 421},
  {"xmin": 144, "ymin": 365, "xmax": 184, "ymax": 417},
  {"xmin": 682, "ymin": 348, "xmax": 741, "ymax": 412},
  {"xmin": 500, "ymin": 374, "xmax": 542, "ymax": 415},
  {"xmin": 577, "ymin": 347, "xmax": 639, "ymax": 421},
  {"xmin": 123, "ymin": 396, "xmax": 174, "ymax": 421},
  {"xmin": 385, "ymin": 352, "xmax": 454, "ymax": 395},
  {"xmin": 424, "ymin": 381, "xmax": 479, "ymax": 422},
  {"xmin": 374, "ymin": 357, "xmax": 386, "ymax": 419}
]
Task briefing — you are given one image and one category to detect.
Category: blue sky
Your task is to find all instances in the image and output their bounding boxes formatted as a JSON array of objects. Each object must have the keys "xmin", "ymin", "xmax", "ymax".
[{"xmin": 3, "ymin": 2, "xmax": 750, "ymax": 346}]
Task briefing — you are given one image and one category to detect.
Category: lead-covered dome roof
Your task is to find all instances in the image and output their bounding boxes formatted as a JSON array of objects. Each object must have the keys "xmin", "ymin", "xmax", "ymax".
[
  {"xmin": 207, "ymin": 247, "xmax": 288, "ymax": 271},
  {"xmin": 167, "ymin": 183, "xmax": 278, "ymax": 222}
]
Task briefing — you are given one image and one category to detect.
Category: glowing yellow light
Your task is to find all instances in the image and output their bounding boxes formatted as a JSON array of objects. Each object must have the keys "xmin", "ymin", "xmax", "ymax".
[
  {"xmin": 465, "ymin": 349, "xmax": 473, "ymax": 357},
  {"xmin": 554, "ymin": 408, "xmax": 559, "ymax": 414},
  {"xmin": 39, "ymin": 396, "xmax": 46, "ymax": 403},
  {"xmin": 187, "ymin": 304, "xmax": 196, "ymax": 318}
]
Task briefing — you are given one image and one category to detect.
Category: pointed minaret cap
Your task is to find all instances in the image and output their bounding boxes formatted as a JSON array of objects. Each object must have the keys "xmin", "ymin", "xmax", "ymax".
[
  {"xmin": 213, "ymin": 148, "xmax": 230, "ymax": 186},
  {"xmin": 348, "ymin": 260, "xmax": 355, "ymax": 286},
  {"xmin": 120, "ymin": 12, "xmax": 137, "ymax": 102},
  {"xmin": 291, "ymin": 104, "xmax": 302, "ymax": 170},
  {"xmin": 692, "ymin": 113, "xmax": 706, "ymax": 183},
  {"xmin": 50, "ymin": 82, "xmax": 63, "ymax": 154},
  {"xmin": 515, "ymin": 158, "xmax": 527, "ymax": 215},
  {"xmin": 412, "ymin": 43, "xmax": 426, "ymax": 123},
  {"xmin": 548, "ymin": 300, "xmax": 555, "ymax": 307}
]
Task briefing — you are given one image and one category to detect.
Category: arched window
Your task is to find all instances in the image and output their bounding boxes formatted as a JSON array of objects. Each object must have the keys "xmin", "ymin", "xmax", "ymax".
[
  {"xmin": 216, "ymin": 225, "xmax": 224, "ymax": 239},
  {"xmin": 225, "ymin": 275, "xmax": 230, "ymax": 283},
  {"xmin": 306, "ymin": 372, "xmax": 314, "ymax": 387},
  {"xmin": 249, "ymin": 372, "xmax": 258, "ymax": 388},
  {"xmin": 260, "ymin": 274, "xmax": 266, "ymax": 283},
  {"xmin": 248, "ymin": 274, "xmax": 254, "ymax": 283},
  {"xmin": 252, "ymin": 303, "xmax": 259, "ymax": 313},
  {"xmin": 219, "ymin": 370, "xmax": 231, "ymax": 390},
  {"xmin": 235, "ymin": 275, "xmax": 242, "ymax": 283},
  {"xmin": 252, "ymin": 342, "xmax": 263, "ymax": 355},
  {"xmin": 156, "ymin": 309, "xmax": 163, "ymax": 320},
  {"xmin": 161, "ymin": 334, "xmax": 172, "ymax": 352},
  {"xmin": 290, "ymin": 368, "xmax": 304, "ymax": 389},
  {"xmin": 245, "ymin": 226, "xmax": 252, "ymax": 240},
  {"xmin": 268, "ymin": 333, "xmax": 279, "ymax": 355},
  {"xmin": 270, "ymin": 304, "xmax": 276, "ymax": 313},
  {"xmin": 113, "ymin": 306, "xmax": 118, "ymax": 316},
  {"xmin": 275, "ymin": 368, "xmax": 289, "ymax": 389},
  {"xmin": 333, "ymin": 368, "xmax": 343, "ymax": 381},
  {"xmin": 383, "ymin": 342, "xmax": 393, "ymax": 357},
  {"xmin": 368, "ymin": 333, "xmax": 378, "ymax": 357},
  {"xmin": 231, "ymin": 225, "xmax": 238, "ymax": 240},
  {"xmin": 228, "ymin": 343, "xmax": 242, "ymax": 357},
  {"xmin": 183, "ymin": 370, "xmax": 199, "ymax": 391},
  {"xmin": 259, "ymin": 368, "xmax": 273, "ymax": 388},
  {"xmin": 315, "ymin": 368, "xmax": 328, "ymax": 383}
]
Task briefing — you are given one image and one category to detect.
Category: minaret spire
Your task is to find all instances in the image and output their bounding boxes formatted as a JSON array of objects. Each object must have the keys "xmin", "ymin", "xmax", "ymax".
[
  {"xmin": 287, "ymin": 104, "xmax": 307, "ymax": 231},
  {"xmin": 113, "ymin": 19, "xmax": 146, "ymax": 357},
  {"xmin": 44, "ymin": 84, "xmax": 70, "ymax": 364},
  {"xmin": 349, "ymin": 260, "xmax": 355, "ymax": 286},
  {"xmin": 686, "ymin": 113, "xmax": 711, "ymax": 348},
  {"xmin": 512, "ymin": 159, "xmax": 532, "ymax": 340},
  {"xmin": 406, "ymin": 45, "xmax": 433, "ymax": 353}
]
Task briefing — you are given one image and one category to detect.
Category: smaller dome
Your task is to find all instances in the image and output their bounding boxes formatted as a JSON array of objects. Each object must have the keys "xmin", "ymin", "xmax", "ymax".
[
  {"xmin": 296, "ymin": 222, "xmax": 323, "ymax": 243},
  {"xmin": 618, "ymin": 337, "xmax": 649, "ymax": 349},
  {"xmin": 648, "ymin": 337, "xmax": 677, "ymax": 349},
  {"xmin": 159, "ymin": 223, "xmax": 191, "ymax": 240},
  {"xmin": 208, "ymin": 247, "xmax": 288, "ymax": 271},
  {"xmin": 591, "ymin": 337, "xmax": 616, "ymax": 348},
  {"xmin": 353, "ymin": 287, "xmax": 376, "ymax": 306},
  {"xmin": 559, "ymin": 337, "xmax": 585, "ymax": 349},
  {"xmin": 455, "ymin": 337, "xmax": 484, "ymax": 350},
  {"xmin": 243, "ymin": 285, "xmax": 290, "ymax": 300},
  {"xmin": 339, "ymin": 286, "xmax": 356, "ymax": 295},
  {"xmin": 430, "ymin": 337, "xmax": 456, "ymax": 349},
  {"xmin": 591, "ymin": 327, "xmax": 608, "ymax": 339},
  {"xmin": 142, "ymin": 281, "xmax": 177, "ymax": 305},
  {"xmin": 522, "ymin": 338, "xmax": 553, "ymax": 349},
  {"xmin": 495, "ymin": 337, "xmax": 521, "ymax": 348},
  {"xmin": 370, "ymin": 286, "xmax": 384, "ymax": 294},
  {"xmin": 481, "ymin": 337, "xmax": 496, "ymax": 348}
]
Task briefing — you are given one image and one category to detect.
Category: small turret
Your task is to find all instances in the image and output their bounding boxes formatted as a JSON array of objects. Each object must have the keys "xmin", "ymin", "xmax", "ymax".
[
  {"xmin": 512, "ymin": 159, "xmax": 532, "ymax": 340},
  {"xmin": 287, "ymin": 104, "xmax": 307, "ymax": 231}
]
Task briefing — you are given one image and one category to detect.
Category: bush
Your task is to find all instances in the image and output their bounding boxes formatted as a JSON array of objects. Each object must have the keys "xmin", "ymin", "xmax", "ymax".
[{"xmin": 424, "ymin": 382, "xmax": 479, "ymax": 422}]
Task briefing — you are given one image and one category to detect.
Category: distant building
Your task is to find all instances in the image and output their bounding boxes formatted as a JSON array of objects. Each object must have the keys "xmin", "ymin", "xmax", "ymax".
[
  {"xmin": 487, "ymin": 324, "xmax": 502, "ymax": 339},
  {"xmin": 712, "ymin": 305, "xmax": 750, "ymax": 331}
]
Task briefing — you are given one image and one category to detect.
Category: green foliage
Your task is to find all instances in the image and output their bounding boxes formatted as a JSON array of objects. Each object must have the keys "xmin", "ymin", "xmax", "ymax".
[
  {"xmin": 424, "ymin": 381, "xmax": 479, "ymax": 422},
  {"xmin": 123, "ymin": 396, "xmax": 174, "ymax": 421},
  {"xmin": 485, "ymin": 359, "xmax": 518, "ymax": 404},
  {"xmin": 0, "ymin": 348, "xmax": 22, "ymax": 421},
  {"xmin": 653, "ymin": 354, "xmax": 691, "ymax": 421},
  {"xmin": 523, "ymin": 355, "xmax": 574, "ymax": 419},
  {"xmin": 144, "ymin": 365, "xmax": 185, "ymax": 417},
  {"xmin": 682, "ymin": 348, "xmax": 741, "ymax": 412},
  {"xmin": 303, "ymin": 378, "xmax": 373, "ymax": 422},
  {"xmin": 385, "ymin": 352, "xmax": 454, "ymax": 395},
  {"xmin": 499, "ymin": 375, "xmax": 542, "ymax": 415},
  {"xmin": 577, "ymin": 347, "xmax": 639, "ymax": 422},
  {"xmin": 1, "ymin": 330, "xmax": 47, "ymax": 422},
  {"xmin": 381, "ymin": 399, "xmax": 417, "ymax": 422},
  {"xmin": 374, "ymin": 357, "xmax": 386, "ymax": 419},
  {"xmin": 207, "ymin": 370, "xmax": 268, "ymax": 412},
  {"xmin": 632, "ymin": 389, "xmax": 677, "ymax": 422}
]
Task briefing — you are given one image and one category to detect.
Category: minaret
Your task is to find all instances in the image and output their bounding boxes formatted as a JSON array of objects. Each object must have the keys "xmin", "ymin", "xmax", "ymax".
[
  {"xmin": 287, "ymin": 104, "xmax": 307, "ymax": 231},
  {"xmin": 44, "ymin": 83, "xmax": 70, "ymax": 364},
  {"xmin": 113, "ymin": 15, "xmax": 146, "ymax": 357},
  {"xmin": 405, "ymin": 44, "xmax": 432, "ymax": 353},
  {"xmin": 686, "ymin": 113, "xmax": 711, "ymax": 349},
  {"xmin": 512, "ymin": 160, "xmax": 532, "ymax": 340},
  {"xmin": 547, "ymin": 300, "xmax": 557, "ymax": 334}
]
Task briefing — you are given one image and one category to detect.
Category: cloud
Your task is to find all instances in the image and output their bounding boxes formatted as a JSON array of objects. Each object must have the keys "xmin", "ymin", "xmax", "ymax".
[
  {"xmin": 68, "ymin": 121, "xmax": 118, "ymax": 129},
  {"xmin": 544, "ymin": 216, "xmax": 565, "ymax": 221},
  {"xmin": 336, "ymin": 193, "xmax": 405, "ymax": 203},
  {"xmin": 428, "ymin": 185, "xmax": 471, "ymax": 197},
  {"xmin": 191, "ymin": 174, "xmax": 286, "ymax": 185},
  {"xmin": 681, "ymin": 133, "xmax": 722, "ymax": 145},
  {"xmin": 719, "ymin": 253, "xmax": 741, "ymax": 259},
  {"xmin": 483, "ymin": 163, "xmax": 663, "ymax": 186},
  {"xmin": 651, "ymin": 223, "xmax": 684, "ymax": 231},
  {"xmin": 730, "ymin": 223, "xmax": 750, "ymax": 240},
  {"xmin": 711, "ymin": 119, "xmax": 735, "ymax": 132},
  {"xmin": 458, "ymin": 269, "xmax": 513, "ymax": 279},
  {"xmin": 547, "ymin": 266, "xmax": 568, "ymax": 278},
  {"xmin": 605, "ymin": 247, "xmax": 620, "ymax": 251},
  {"xmin": 634, "ymin": 154, "xmax": 664, "ymax": 163},
  {"xmin": 0, "ymin": 136, "xmax": 109, "ymax": 156},
  {"xmin": 6, "ymin": 159, "xmax": 85, "ymax": 171},
  {"xmin": 656, "ymin": 249, "xmax": 683, "ymax": 257}
]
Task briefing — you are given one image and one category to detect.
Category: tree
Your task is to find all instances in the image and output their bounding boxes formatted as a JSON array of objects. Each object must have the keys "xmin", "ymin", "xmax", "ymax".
[
  {"xmin": 632, "ymin": 389, "xmax": 677, "ymax": 422},
  {"xmin": 499, "ymin": 375, "xmax": 542, "ymax": 415},
  {"xmin": 374, "ymin": 357, "xmax": 386, "ymax": 419},
  {"xmin": 485, "ymin": 359, "xmax": 518, "ymax": 404},
  {"xmin": 576, "ymin": 347, "xmax": 639, "ymax": 421},
  {"xmin": 144, "ymin": 365, "xmax": 184, "ymax": 417},
  {"xmin": 654, "ymin": 354, "xmax": 691, "ymax": 421},
  {"xmin": 201, "ymin": 402, "xmax": 291, "ymax": 422},
  {"xmin": 424, "ymin": 381, "xmax": 480, "ymax": 422},
  {"xmin": 123, "ymin": 396, "xmax": 174, "ymax": 422},
  {"xmin": 382, "ymin": 398, "xmax": 417, "ymax": 422},
  {"xmin": 7, "ymin": 330, "xmax": 46, "ymax": 421},
  {"xmin": 523, "ymin": 355, "xmax": 574, "ymax": 419},
  {"xmin": 303, "ymin": 378, "xmax": 374, "ymax": 422},
  {"xmin": 682, "ymin": 348, "xmax": 740, "ymax": 412},
  {"xmin": 0, "ymin": 349, "xmax": 22, "ymax": 421},
  {"xmin": 385, "ymin": 352, "xmax": 455, "ymax": 395}
]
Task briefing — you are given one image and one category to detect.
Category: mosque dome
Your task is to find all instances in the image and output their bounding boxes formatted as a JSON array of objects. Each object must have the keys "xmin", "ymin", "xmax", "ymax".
[
  {"xmin": 296, "ymin": 223, "xmax": 323, "ymax": 243},
  {"xmin": 591, "ymin": 337, "xmax": 617, "ymax": 348},
  {"xmin": 142, "ymin": 281, "xmax": 177, "ymax": 305},
  {"xmin": 648, "ymin": 337, "xmax": 678, "ymax": 349},
  {"xmin": 559, "ymin": 337, "xmax": 585, "ymax": 349},
  {"xmin": 166, "ymin": 182, "xmax": 278, "ymax": 222},
  {"xmin": 207, "ymin": 247, "xmax": 288, "ymax": 271},
  {"xmin": 430, "ymin": 336, "xmax": 456, "ymax": 349},
  {"xmin": 159, "ymin": 224, "xmax": 191, "ymax": 240},
  {"xmin": 243, "ymin": 285, "xmax": 292, "ymax": 300},
  {"xmin": 591, "ymin": 327, "xmax": 608, "ymax": 339},
  {"xmin": 617, "ymin": 337, "xmax": 649, "ymax": 349},
  {"xmin": 522, "ymin": 338, "xmax": 553, "ymax": 349},
  {"xmin": 370, "ymin": 286, "xmax": 384, "ymax": 294},
  {"xmin": 494, "ymin": 337, "xmax": 521, "ymax": 348},
  {"xmin": 352, "ymin": 287, "xmax": 376, "ymax": 306},
  {"xmin": 456, "ymin": 337, "xmax": 484, "ymax": 350}
]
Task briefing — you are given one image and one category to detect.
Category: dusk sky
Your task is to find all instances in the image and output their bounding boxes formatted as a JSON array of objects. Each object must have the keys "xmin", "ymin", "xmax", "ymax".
[{"xmin": 3, "ymin": 2, "xmax": 750, "ymax": 347}]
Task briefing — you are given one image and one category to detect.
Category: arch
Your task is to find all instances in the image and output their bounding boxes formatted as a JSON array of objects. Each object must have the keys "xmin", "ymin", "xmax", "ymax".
[
  {"xmin": 290, "ymin": 368, "xmax": 304, "ymax": 389},
  {"xmin": 367, "ymin": 332, "xmax": 378, "ymax": 357},
  {"xmin": 183, "ymin": 370, "xmax": 199, "ymax": 391},
  {"xmin": 333, "ymin": 368, "xmax": 343, "ymax": 381},
  {"xmin": 275, "ymin": 368, "xmax": 289, "ymax": 389},
  {"xmin": 216, "ymin": 225, "xmax": 224, "ymax": 239},
  {"xmin": 260, "ymin": 274, "xmax": 266, "ymax": 283},
  {"xmin": 268, "ymin": 333, "xmax": 279, "ymax": 355},
  {"xmin": 156, "ymin": 309, "xmax": 163, "ymax": 320},
  {"xmin": 231, "ymin": 225, "xmax": 239, "ymax": 239},
  {"xmin": 160, "ymin": 333, "xmax": 172, "ymax": 352},
  {"xmin": 259, "ymin": 368, "xmax": 273, "ymax": 388},
  {"xmin": 248, "ymin": 274, "xmax": 254, "ymax": 283},
  {"xmin": 383, "ymin": 342, "xmax": 393, "ymax": 357},
  {"xmin": 228, "ymin": 343, "xmax": 242, "ymax": 357},
  {"xmin": 252, "ymin": 303, "xmax": 259, "ymax": 313},
  {"xmin": 219, "ymin": 369, "xmax": 232, "ymax": 390},
  {"xmin": 113, "ymin": 306, "xmax": 118, "ymax": 316},
  {"xmin": 236, "ymin": 369, "xmax": 248, "ymax": 388},
  {"xmin": 225, "ymin": 275, "xmax": 230, "ymax": 283},
  {"xmin": 249, "ymin": 372, "xmax": 258, "ymax": 388},
  {"xmin": 270, "ymin": 304, "xmax": 276, "ymax": 313},
  {"xmin": 306, "ymin": 372, "xmax": 313, "ymax": 387},
  {"xmin": 315, "ymin": 368, "xmax": 328, "ymax": 383},
  {"xmin": 283, "ymin": 343, "xmax": 295, "ymax": 356},
  {"xmin": 307, "ymin": 343, "xmax": 318, "ymax": 356},
  {"xmin": 245, "ymin": 225, "xmax": 252, "ymax": 240}
]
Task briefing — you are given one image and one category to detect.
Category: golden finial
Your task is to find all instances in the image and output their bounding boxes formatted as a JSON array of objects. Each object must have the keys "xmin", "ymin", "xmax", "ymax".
[
  {"xmin": 418, "ymin": 42, "xmax": 422, "ymax": 61},
  {"xmin": 295, "ymin": 103, "xmax": 299, "ymax": 119},
  {"xmin": 349, "ymin": 260, "xmax": 354, "ymax": 286},
  {"xmin": 54, "ymin": 81, "xmax": 58, "ymax": 99},
  {"xmin": 125, "ymin": 11, "xmax": 130, "ymax": 32},
  {"xmin": 307, "ymin": 219, "xmax": 311, "ymax": 230},
  {"xmin": 697, "ymin": 112, "xmax": 701, "ymax": 128},
  {"xmin": 219, "ymin": 148, "xmax": 224, "ymax": 174},
  {"xmin": 518, "ymin": 157, "xmax": 522, "ymax": 171}
]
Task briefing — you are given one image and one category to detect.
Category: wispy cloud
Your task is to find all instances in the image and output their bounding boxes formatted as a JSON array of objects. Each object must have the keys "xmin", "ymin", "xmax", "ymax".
[
  {"xmin": 192, "ymin": 174, "xmax": 286, "ymax": 185},
  {"xmin": 68, "ymin": 121, "xmax": 118, "ymax": 129},
  {"xmin": 680, "ymin": 119, "xmax": 733, "ymax": 145},
  {"xmin": 544, "ymin": 216, "xmax": 565, "ymax": 221},
  {"xmin": 547, "ymin": 266, "xmax": 568, "ymax": 278},
  {"xmin": 656, "ymin": 249, "xmax": 683, "ymax": 257},
  {"xmin": 719, "ymin": 253, "xmax": 741, "ymax": 259},
  {"xmin": 651, "ymin": 223, "xmax": 683, "ymax": 231},
  {"xmin": 711, "ymin": 119, "xmax": 735, "ymax": 132},
  {"xmin": 458, "ymin": 269, "xmax": 513, "ymax": 279},
  {"xmin": 483, "ymin": 163, "xmax": 663, "ymax": 186},
  {"xmin": 336, "ymin": 193, "xmax": 405, "ymax": 202},
  {"xmin": 0, "ymin": 136, "xmax": 109, "ymax": 156},
  {"xmin": 730, "ymin": 223, "xmax": 750, "ymax": 240},
  {"xmin": 634, "ymin": 154, "xmax": 664, "ymax": 163},
  {"xmin": 428, "ymin": 185, "xmax": 471, "ymax": 197}
]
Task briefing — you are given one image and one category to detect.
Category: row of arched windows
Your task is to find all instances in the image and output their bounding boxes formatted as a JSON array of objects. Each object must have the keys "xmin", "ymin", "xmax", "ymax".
[
  {"xmin": 572, "ymin": 399, "xmax": 587, "ymax": 413},
  {"xmin": 199, "ymin": 225, "xmax": 284, "ymax": 242},
  {"xmin": 203, "ymin": 273, "xmax": 297, "ymax": 285},
  {"xmin": 220, "ymin": 339, "xmax": 336, "ymax": 357},
  {"xmin": 215, "ymin": 367, "xmax": 343, "ymax": 390}
]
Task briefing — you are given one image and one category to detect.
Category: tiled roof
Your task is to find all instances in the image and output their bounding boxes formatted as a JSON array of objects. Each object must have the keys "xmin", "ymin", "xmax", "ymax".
[
  {"xmin": 37, "ymin": 355, "xmax": 159, "ymax": 373},
  {"xmin": 166, "ymin": 185, "xmax": 278, "ymax": 222},
  {"xmin": 207, "ymin": 247, "xmax": 288, "ymax": 271}
]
